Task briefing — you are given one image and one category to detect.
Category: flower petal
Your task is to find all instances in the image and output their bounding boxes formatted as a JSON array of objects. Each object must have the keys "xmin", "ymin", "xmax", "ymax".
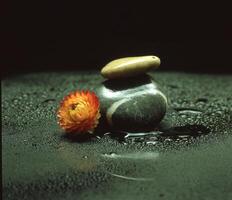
[{"xmin": 57, "ymin": 90, "xmax": 101, "ymax": 134}]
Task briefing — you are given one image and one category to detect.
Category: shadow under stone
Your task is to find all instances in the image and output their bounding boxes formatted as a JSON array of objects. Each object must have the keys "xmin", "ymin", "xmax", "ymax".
[{"xmin": 102, "ymin": 74, "xmax": 157, "ymax": 91}]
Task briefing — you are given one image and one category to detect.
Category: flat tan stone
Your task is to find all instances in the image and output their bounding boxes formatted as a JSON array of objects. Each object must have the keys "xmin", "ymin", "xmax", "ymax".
[{"xmin": 101, "ymin": 55, "xmax": 160, "ymax": 79}]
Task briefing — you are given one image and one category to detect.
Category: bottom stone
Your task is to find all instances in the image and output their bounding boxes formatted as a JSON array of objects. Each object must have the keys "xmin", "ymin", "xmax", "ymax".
[{"xmin": 96, "ymin": 74, "xmax": 167, "ymax": 132}]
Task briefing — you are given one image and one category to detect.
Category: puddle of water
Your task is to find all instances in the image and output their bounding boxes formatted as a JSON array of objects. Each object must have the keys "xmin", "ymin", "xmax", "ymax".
[
  {"xmin": 163, "ymin": 125, "xmax": 210, "ymax": 136},
  {"xmin": 101, "ymin": 124, "xmax": 210, "ymax": 182},
  {"xmin": 105, "ymin": 124, "xmax": 210, "ymax": 145}
]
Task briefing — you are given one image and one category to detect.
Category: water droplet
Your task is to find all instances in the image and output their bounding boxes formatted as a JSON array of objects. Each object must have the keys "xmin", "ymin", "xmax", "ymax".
[
  {"xmin": 146, "ymin": 141, "xmax": 158, "ymax": 145},
  {"xmin": 164, "ymin": 138, "xmax": 173, "ymax": 142},
  {"xmin": 42, "ymin": 99, "xmax": 56, "ymax": 104},
  {"xmin": 196, "ymin": 97, "xmax": 208, "ymax": 103},
  {"xmin": 22, "ymin": 93, "xmax": 28, "ymax": 98},
  {"xmin": 178, "ymin": 135, "xmax": 189, "ymax": 138},
  {"xmin": 12, "ymin": 98, "xmax": 19, "ymax": 104},
  {"xmin": 174, "ymin": 108, "xmax": 202, "ymax": 115}
]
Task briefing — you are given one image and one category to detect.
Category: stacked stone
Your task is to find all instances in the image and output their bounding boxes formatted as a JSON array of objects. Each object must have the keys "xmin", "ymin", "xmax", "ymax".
[{"xmin": 96, "ymin": 56, "xmax": 167, "ymax": 132}]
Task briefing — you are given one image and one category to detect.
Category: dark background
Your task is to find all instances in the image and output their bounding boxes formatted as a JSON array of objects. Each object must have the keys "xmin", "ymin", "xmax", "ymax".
[{"xmin": 1, "ymin": 1, "xmax": 232, "ymax": 76}]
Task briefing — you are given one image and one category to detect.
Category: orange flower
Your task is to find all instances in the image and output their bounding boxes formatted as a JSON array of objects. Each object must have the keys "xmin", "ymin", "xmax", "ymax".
[{"xmin": 57, "ymin": 90, "xmax": 101, "ymax": 134}]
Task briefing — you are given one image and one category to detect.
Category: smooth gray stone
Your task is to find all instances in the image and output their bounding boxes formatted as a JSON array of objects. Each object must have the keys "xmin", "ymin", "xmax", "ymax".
[{"xmin": 96, "ymin": 75, "xmax": 167, "ymax": 132}]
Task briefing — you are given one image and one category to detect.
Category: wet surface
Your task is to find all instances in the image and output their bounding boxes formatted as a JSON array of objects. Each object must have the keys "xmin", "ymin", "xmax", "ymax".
[
  {"xmin": 107, "ymin": 124, "xmax": 211, "ymax": 145},
  {"xmin": 2, "ymin": 71, "xmax": 232, "ymax": 200}
]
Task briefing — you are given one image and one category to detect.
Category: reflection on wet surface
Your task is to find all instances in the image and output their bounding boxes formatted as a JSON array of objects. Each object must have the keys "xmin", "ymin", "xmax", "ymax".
[
  {"xmin": 101, "ymin": 151, "xmax": 160, "ymax": 181},
  {"xmin": 107, "ymin": 172, "xmax": 153, "ymax": 181},
  {"xmin": 102, "ymin": 152, "xmax": 159, "ymax": 160},
  {"xmin": 99, "ymin": 125, "xmax": 210, "ymax": 181},
  {"xmin": 104, "ymin": 124, "xmax": 210, "ymax": 145}
]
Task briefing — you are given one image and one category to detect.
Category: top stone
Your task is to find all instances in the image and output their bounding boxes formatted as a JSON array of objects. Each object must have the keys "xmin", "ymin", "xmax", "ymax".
[{"xmin": 101, "ymin": 55, "xmax": 160, "ymax": 79}]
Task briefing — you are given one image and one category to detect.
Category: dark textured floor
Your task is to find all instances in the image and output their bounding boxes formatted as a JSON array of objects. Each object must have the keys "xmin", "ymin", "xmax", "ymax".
[{"xmin": 2, "ymin": 71, "xmax": 232, "ymax": 200}]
